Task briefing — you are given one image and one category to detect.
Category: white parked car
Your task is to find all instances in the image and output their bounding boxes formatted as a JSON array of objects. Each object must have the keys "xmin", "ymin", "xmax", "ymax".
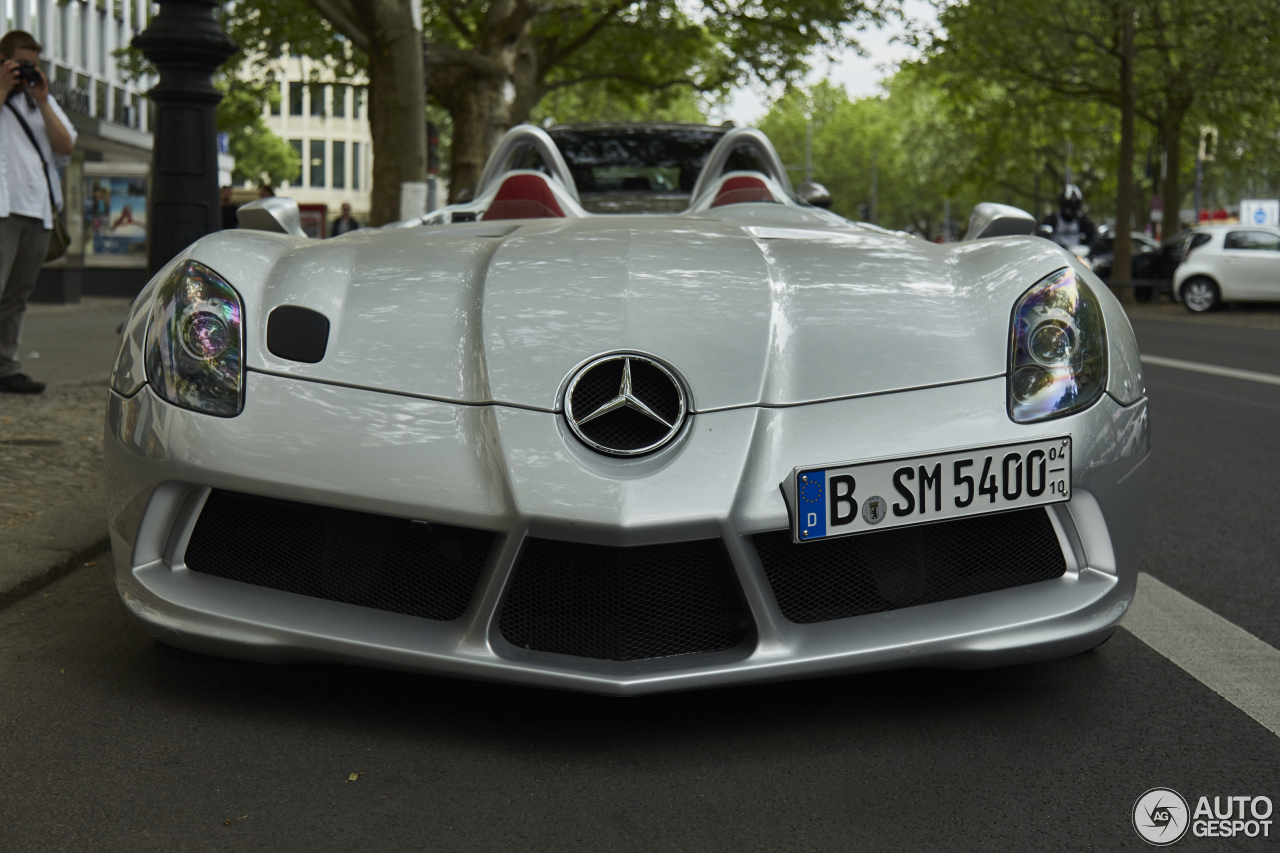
[{"xmin": 1173, "ymin": 224, "xmax": 1280, "ymax": 312}]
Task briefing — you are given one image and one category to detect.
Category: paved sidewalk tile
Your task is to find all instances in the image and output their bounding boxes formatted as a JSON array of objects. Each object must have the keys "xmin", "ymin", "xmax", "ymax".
[{"xmin": 0, "ymin": 297, "xmax": 132, "ymax": 604}]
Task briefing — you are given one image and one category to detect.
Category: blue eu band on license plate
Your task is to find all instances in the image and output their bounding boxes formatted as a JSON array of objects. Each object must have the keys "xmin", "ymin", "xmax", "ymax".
[{"xmin": 792, "ymin": 436, "xmax": 1071, "ymax": 543}]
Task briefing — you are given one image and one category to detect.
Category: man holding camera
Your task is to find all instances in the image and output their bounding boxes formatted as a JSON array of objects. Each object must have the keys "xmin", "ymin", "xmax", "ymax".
[{"xmin": 0, "ymin": 30, "xmax": 75, "ymax": 394}]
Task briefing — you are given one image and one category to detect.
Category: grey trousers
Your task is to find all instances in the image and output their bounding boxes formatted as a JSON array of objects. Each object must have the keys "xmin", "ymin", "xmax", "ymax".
[{"xmin": 0, "ymin": 215, "xmax": 51, "ymax": 379}]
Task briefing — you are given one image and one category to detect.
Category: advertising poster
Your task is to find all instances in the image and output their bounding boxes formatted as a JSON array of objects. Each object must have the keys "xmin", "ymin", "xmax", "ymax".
[{"xmin": 84, "ymin": 176, "xmax": 148, "ymax": 257}]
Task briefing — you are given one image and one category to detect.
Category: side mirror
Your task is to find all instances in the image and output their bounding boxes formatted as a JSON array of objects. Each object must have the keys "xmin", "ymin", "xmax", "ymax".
[
  {"xmin": 236, "ymin": 197, "xmax": 306, "ymax": 237},
  {"xmin": 796, "ymin": 182, "xmax": 832, "ymax": 209},
  {"xmin": 963, "ymin": 202, "xmax": 1037, "ymax": 240}
]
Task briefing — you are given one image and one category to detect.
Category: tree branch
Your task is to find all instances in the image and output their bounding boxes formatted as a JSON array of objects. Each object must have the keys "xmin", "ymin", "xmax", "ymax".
[
  {"xmin": 306, "ymin": 0, "xmax": 369, "ymax": 52},
  {"xmin": 444, "ymin": 1, "xmax": 477, "ymax": 43},
  {"xmin": 427, "ymin": 42, "xmax": 509, "ymax": 77},
  {"xmin": 541, "ymin": 4, "xmax": 624, "ymax": 69}
]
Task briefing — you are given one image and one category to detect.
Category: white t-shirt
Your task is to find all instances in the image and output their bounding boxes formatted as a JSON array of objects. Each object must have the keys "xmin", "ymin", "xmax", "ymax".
[{"xmin": 0, "ymin": 92, "xmax": 76, "ymax": 229}]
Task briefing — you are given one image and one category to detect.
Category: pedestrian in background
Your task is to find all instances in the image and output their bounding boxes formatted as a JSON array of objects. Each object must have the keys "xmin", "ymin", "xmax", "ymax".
[
  {"xmin": 0, "ymin": 30, "xmax": 74, "ymax": 395},
  {"xmin": 331, "ymin": 202, "xmax": 360, "ymax": 236},
  {"xmin": 219, "ymin": 186, "xmax": 238, "ymax": 230}
]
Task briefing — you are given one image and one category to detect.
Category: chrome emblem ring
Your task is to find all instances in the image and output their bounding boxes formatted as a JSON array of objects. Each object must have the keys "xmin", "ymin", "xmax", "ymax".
[{"xmin": 564, "ymin": 354, "xmax": 687, "ymax": 456}]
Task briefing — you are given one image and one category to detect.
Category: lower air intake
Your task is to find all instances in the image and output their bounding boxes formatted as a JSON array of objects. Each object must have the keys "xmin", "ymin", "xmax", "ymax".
[
  {"xmin": 754, "ymin": 508, "xmax": 1067, "ymax": 624},
  {"xmin": 499, "ymin": 538, "xmax": 749, "ymax": 661},
  {"xmin": 184, "ymin": 490, "xmax": 493, "ymax": 621}
]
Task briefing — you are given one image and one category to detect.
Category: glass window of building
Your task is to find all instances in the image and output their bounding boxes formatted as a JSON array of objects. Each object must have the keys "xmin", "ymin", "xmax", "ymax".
[
  {"xmin": 332, "ymin": 84, "xmax": 346, "ymax": 118},
  {"xmin": 289, "ymin": 139, "xmax": 303, "ymax": 185},
  {"xmin": 354, "ymin": 87, "xmax": 363, "ymax": 119},
  {"xmin": 113, "ymin": 86, "xmax": 126, "ymax": 124},
  {"xmin": 270, "ymin": 81, "xmax": 281, "ymax": 116},
  {"xmin": 130, "ymin": 92, "xmax": 141, "ymax": 128},
  {"xmin": 352, "ymin": 143, "xmax": 360, "ymax": 190},
  {"xmin": 67, "ymin": 1, "xmax": 80, "ymax": 68},
  {"xmin": 78, "ymin": 0, "xmax": 89, "ymax": 68},
  {"xmin": 333, "ymin": 141, "xmax": 346, "ymax": 190},
  {"xmin": 97, "ymin": 4, "xmax": 107, "ymax": 74},
  {"xmin": 310, "ymin": 139, "xmax": 325, "ymax": 188},
  {"xmin": 51, "ymin": 2, "xmax": 62, "ymax": 56},
  {"xmin": 289, "ymin": 82, "xmax": 304, "ymax": 116},
  {"xmin": 309, "ymin": 83, "xmax": 325, "ymax": 118},
  {"xmin": 95, "ymin": 80, "xmax": 108, "ymax": 119}
]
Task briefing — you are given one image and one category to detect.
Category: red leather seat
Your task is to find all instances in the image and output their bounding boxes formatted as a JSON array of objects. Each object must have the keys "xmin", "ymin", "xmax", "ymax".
[
  {"xmin": 712, "ymin": 175, "xmax": 775, "ymax": 207},
  {"xmin": 484, "ymin": 174, "xmax": 566, "ymax": 220}
]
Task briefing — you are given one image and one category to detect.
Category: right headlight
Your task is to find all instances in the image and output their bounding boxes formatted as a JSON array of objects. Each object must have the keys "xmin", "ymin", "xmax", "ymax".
[
  {"xmin": 1008, "ymin": 266, "xmax": 1107, "ymax": 423},
  {"xmin": 143, "ymin": 260, "xmax": 245, "ymax": 416}
]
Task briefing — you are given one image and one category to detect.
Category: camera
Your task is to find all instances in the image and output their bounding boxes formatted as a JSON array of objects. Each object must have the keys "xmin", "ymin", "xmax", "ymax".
[{"xmin": 15, "ymin": 60, "xmax": 41, "ymax": 87}]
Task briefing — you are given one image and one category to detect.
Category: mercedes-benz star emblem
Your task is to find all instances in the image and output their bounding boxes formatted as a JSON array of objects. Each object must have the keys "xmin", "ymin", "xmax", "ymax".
[{"xmin": 564, "ymin": 354, "xmax": 687, "ymax": 456}]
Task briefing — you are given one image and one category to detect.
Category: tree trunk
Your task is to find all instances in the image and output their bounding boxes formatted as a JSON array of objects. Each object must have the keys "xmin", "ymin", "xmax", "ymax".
[
  {"xmin": 446, "ymin": 74, "xmax": 514, "ymax": 203},
  {"xmin": 430, "ymin": 12, "xmax": 539, "ymax": 204},
  {"xmin": 364, "ymin": 2, "xmax": 426, "ymax": 224},
  {"xmin": 1160, "ymin": 110, "xmax": 1185, "ymax": 241},
  {"xmin": 1111, "ymin": 3, "xmax": 1135, "ymax": 300}
]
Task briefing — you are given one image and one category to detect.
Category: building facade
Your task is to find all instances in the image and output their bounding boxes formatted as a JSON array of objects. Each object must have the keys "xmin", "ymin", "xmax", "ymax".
[{"xmin": 261, "ymin": 56, "xmax": 373, "ymax": 230}]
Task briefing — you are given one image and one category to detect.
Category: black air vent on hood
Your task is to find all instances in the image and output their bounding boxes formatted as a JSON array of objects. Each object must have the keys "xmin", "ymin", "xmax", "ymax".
[{"xmin": 267, "ymin": 305, "xmax": 330, "ymax": 363}]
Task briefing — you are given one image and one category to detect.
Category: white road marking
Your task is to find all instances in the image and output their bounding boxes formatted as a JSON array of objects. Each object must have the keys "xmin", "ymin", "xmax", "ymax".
[
  {"xmin": 1123, "ymin": 572, "xmax": 1280, "ymax": 738},
  {"xmin": 1141, "ymin": 354, "xmax": 1280, "ymax": 387}
]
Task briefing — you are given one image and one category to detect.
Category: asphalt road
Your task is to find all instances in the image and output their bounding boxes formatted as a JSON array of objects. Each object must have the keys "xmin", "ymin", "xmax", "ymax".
[{"xmin": 2, "ymin": 308, "xmax": 1279, "ymax": 851}]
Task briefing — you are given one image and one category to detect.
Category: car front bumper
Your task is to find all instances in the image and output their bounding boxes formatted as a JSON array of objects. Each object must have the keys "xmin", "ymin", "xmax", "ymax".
[{"xmin": 105, "ymin": 372, "xmax": 1150, "ymax": 695}]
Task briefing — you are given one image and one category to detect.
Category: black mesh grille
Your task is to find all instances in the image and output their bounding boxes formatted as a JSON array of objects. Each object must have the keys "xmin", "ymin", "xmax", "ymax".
[
  {"xmin": 184, "ymin": 490, "xmax": 494, "ymax": 621},
  {"xmin": 499, "ymin": 538, "xmax": 749, "ymax": 660},
  {"xmin": 568, "ymin": 357, "xmax": 683, "ymax": 454},
  {"xmin": 754, "ymin": 508, "xmax": 1067, "ymax": 624},
  {"xmin": 570, "ymin": 359, "xmax": 622, "ymax": 419}
]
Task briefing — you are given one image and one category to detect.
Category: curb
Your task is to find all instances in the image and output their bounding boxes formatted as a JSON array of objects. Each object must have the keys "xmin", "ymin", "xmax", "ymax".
[{"xmin": 0, "ymin": 534, "xmax": 111, "ymax": 610}]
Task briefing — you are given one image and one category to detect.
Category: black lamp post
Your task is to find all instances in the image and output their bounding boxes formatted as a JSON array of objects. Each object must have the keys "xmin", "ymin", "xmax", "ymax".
[{"xmin": 132, "ymin": 0, "xmax": 237, "ymax": 275}]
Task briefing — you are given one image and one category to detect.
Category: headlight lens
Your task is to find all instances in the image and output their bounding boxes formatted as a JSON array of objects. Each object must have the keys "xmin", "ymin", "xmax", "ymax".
[
  {"xmin": 1009, "ymin": 267, "xmax": 1106, "ymax": 423},
  {"xmin": 144, "ymin": 260, "xmax": 244, "ymax": 416}
]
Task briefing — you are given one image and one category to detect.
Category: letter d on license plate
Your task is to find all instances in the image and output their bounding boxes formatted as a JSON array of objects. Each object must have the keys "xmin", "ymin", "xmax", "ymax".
[{"xmin": 792, "ymin": 437, "xmax": 1071, "ymax": 543}]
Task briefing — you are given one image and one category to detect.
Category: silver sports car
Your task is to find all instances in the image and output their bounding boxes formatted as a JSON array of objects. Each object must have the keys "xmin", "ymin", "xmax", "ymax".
[{"xmin": 104, "ymin": 126, "xmax": 1150, "ymax": 695}]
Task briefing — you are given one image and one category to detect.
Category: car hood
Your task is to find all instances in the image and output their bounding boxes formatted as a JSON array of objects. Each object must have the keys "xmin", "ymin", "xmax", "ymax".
[{"xmin": 189, "ymin": 216, "xmax": 1075, "ymax": 412}]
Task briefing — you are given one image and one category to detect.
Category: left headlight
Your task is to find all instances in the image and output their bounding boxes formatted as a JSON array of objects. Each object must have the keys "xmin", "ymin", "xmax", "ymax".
[
  {"xmin": 144, "ymin": 260, "xmax": 244, "ymax": 416},
  {"xmin": 1008, "ymin": 266, "xmax": 1106, "ymax": 423}
]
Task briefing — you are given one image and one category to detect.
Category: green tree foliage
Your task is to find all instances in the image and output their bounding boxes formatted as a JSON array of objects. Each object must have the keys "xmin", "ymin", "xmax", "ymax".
[
  {"xmin": 217, "ymin": 79, "xmax": 300, "ymax": 188},
  {"xmin": 414, "ymin": 0, "xmax": 888, "ymax": 200},
  {"xmin": 758, "ymin": 72, "xmax": 1135, "ymax": 237},
  {"xmin": 910, "ymin": 0, "xmax": 1280, "ymax": 260},
  {"xmin": 135, "ymin": 0, "xmax": 892, "ymax": 216}
]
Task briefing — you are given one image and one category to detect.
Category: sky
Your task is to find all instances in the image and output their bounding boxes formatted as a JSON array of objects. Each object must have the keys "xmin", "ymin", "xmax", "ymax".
[{"xmin": 714, "ymin": 1, "xmax": 937, "ymax": 126}]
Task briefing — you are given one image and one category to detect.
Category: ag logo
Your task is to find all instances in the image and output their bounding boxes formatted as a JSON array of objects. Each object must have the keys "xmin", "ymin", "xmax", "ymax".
[
  {"xmin": 1133, "ymin": 788, "xmax": 1190, "ymax": 846},
  {"xmin": 862, "ymin": 496, "xmax": 887, "ymax": 525}
]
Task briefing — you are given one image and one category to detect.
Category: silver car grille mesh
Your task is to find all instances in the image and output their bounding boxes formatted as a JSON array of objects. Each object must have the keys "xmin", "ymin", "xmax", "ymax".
[
  {"xmin": 753, "ymin": 508, "xmax": 1066, "ymax": 624},
  {"xmin": 498, "ymin": 537, "xmax": 748, "ymax": 661},
  {"xmin": 184, "ymin": 490, "xmax": 494, "ymax": 621}
]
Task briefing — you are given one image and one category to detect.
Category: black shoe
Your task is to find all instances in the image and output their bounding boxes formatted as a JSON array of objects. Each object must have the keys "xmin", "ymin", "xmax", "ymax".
[{"xmin": 0, "ymin": 373, "xmax": 46, "ymax": 393}]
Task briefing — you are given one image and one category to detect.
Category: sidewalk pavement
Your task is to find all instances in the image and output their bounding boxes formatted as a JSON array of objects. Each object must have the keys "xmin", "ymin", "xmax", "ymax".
[{"xmin": 0, "ymin": 296, "xmax": 134, "ymax": 607}]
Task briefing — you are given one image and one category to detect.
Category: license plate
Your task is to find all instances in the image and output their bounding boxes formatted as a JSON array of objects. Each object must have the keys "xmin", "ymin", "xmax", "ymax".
[{"xmin": 792, "ymin": 437, "xmax": 1071, "ymax": 543}]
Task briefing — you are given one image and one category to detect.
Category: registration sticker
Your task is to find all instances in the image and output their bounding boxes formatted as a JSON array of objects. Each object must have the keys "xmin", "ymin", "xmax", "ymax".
[{"xmin": 792, "ymin": 436, "xmax": 1071, "ymax": 543}]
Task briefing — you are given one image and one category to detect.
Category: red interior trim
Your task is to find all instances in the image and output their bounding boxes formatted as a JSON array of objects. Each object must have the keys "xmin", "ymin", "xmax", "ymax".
[{"xmin": 484, "ymin": 174, "xmax": 566, "ymax": 220}]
